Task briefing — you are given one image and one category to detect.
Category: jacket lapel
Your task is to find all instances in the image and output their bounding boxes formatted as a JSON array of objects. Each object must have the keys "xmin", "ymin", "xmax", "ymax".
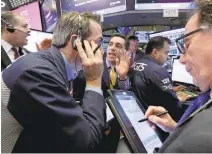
[
  {"xmin": 49, "ymin": 46, "xmax": 69, "ymax": 89},
  {"xmin": 102, "ymin": 55, "xmax": 110, "ymax": 87},
  {"xmin": 1, "ymin": 46, "xmax": 12, "ymax": 68}
]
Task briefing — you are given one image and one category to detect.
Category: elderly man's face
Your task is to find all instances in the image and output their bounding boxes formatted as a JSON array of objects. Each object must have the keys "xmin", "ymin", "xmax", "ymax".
[{"xmin": 180, "ymin": 13, "xmax": 212, "ymax": 92}]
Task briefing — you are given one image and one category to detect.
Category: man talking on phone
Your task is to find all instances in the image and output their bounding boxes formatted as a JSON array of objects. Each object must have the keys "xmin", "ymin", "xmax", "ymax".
[
  {"xmin": 2, "ymin": 12, "xmax": 106, "ymax": 153},
  {"xmin": 145, "ymin": 0, "xmax": 212, "ymax": 152}
]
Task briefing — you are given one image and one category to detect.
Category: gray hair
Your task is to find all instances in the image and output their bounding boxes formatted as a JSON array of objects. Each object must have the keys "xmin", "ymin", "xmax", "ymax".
[
  {"xmin": 52, "ymin": 11, "xmax": 100, "ymax": 48},
  {"xmin": 1, "ymin": 11, "xmax": 19, "ymax": 32},
  {"xmin": 195, "ymin": 0, "xmax": 212, "ymax": 26}
]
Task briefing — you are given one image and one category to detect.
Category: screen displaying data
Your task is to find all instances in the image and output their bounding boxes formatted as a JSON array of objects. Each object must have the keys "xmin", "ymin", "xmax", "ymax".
[
  {"xmin": 149, "ymin": 28, "xmax": 185, "ymax": 55},
  {"xmin": 135, "ymin": 0, "xmax": 196, "ymax": 10},
  {"xmin": 24, "ymin": 30, "xmax": 53, "ymax": 52},
  {"xmin": 116, "ymin": 95, "xmax": 162, "ymax": 153},
  {"xmin": 172, "ymin": 59, "xmax": 194, "ymax": 84},
  {"xmin": 61, "ymin": 0, "xmax": 126, "ymax": 15}
]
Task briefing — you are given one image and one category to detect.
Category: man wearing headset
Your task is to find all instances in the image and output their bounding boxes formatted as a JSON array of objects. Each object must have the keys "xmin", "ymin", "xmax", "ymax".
[
  {"xmin": 2, "ymin": 12, "xmax": 106, "ymax": 152},
  {"xmin": 1, "ymin": 11, "xmax": 31, "ymax": 71}
]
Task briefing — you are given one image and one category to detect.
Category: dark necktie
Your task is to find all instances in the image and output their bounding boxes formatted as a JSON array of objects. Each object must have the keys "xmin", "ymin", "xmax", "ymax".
[
  {"xmin": 129, "ymin": 53, "xmax": 134, "ymax": 67},
  {"xmin": 12, "ymin": 47, "xmax": 19, "ymax": 60}
]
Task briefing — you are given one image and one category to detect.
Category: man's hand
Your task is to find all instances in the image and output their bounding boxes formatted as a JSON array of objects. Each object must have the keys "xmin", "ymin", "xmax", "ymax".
[
  {"xmin": 173, "ymin": 85, "xmax": 186, "ymax": 92},
  {"xmin": 76, "ymin": 40, "xmax": 103, "ymax": 87},
  {"xmin": 177, "ymin": 92, "xmax": 190, "ymax": 102},
  {"xmin": 115, "ymin": 50, "xmax": 130, "ymax": 80},
  {"xmin": 145, "ymin": 106, "xmax": 177, "ymax": 132}
]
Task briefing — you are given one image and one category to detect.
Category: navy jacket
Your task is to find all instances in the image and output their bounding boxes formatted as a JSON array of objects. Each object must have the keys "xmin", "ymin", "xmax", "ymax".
[
  {"xmin": 2, "ymin": 46, "xmax": 106, "ymax": 153},
  {"xmin": 129, "ymin": 55, "xmax": 184, "ymax": 122}
]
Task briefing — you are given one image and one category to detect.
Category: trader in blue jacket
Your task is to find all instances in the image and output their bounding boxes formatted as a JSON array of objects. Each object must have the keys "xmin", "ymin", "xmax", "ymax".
[
  {"xmin": 130, "ymin": 36, "xmax": 184, "ymax": 122},
  {"xmin": 2, "ymin": 12, "xmax": 106, "ymax": 153}
]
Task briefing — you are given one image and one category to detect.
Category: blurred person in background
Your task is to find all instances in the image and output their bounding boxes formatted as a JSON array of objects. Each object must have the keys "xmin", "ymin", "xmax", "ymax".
[
  {"xmin": 126, "ymin": 35, "xmax": 145, "ymax": 67},
  {"xmin": 145, "ymin": 0, "xmax": 212, "ymax": 152},
  {"xmin": 1, "ymin": 11, "xmax": 31, "ymax": 71}
]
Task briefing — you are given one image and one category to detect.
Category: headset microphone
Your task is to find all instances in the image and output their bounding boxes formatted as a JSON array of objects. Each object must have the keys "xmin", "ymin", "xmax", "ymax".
[{"xmin": 1, "ymin": 18, "xmax": 30, "ymax": 36}]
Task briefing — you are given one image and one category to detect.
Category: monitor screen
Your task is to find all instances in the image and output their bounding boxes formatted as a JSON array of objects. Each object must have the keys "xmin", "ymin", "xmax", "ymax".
[
  {"xmin": 12, "ymin": 1, "xmax": 42, "ymax": 31},
  {"xmin": 61, "ymin": 0, "xmax": 126, "ymax": 15},
  {"xmin": 135, "ymin": 0, "xmax": 196, "ymax": 10},
  {"xmin": 172, "ymin": 59, "xmax": 193, "ymax": 84},
  {"xmin": 24, "ymin": 30, "xmax": 53, "ymax": 52},
  {"xmin": 149, "ymin": 28, "xmax": 185, "ymax": 55},
  {"xmin": 41, "ymin": 0, "xmax": 58, "ymax": 32},
  {"xmin": 102, "ymin": 36, "xmax": 110, "ymax": 52},
  {"xmin": 116, "ymin": 94, "xmax": 163, "ymax": 153},
  {"xmin": 134, "ymin": 31, "xmax": 152, "ymax": 43}
]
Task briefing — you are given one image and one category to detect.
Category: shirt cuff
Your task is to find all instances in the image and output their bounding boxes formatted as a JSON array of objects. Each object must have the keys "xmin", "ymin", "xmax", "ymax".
[{"xmin": 85, "ymin": 86, "xmax": 103, "ymax": 96}]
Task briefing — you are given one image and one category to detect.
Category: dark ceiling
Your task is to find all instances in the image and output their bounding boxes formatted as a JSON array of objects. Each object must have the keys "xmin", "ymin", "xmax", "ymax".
[{"xmin": 102, "ymin": 9, "xmax": 193, "ymax": 30}]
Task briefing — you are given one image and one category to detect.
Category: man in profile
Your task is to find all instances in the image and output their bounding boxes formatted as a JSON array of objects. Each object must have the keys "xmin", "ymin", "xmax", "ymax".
[
  {"xmin": 1, "ymin": 11, "xmax": 31, "ymax": 71},
  {"xmin": 2, "ymin": 12, "xmax": 106, "ymax": 153},
  {"xmin": 130, "ymin": 36, "xmax": 184, "ymax": 122}
]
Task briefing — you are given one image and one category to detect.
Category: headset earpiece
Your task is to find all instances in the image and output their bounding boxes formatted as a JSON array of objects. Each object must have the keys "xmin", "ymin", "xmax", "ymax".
[
  {"xmin": 72, "ymin": 37, "xmax": 77, "ymax": 51},
  {"xmin": 6, "ymin": 25, "xmax": 15, "ymax": 33}
]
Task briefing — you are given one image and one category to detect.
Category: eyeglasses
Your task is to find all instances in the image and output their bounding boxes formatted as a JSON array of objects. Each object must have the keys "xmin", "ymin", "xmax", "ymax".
[{"xmin": 175, "ymin": 28, "xmax": 202, "ymax": 54}]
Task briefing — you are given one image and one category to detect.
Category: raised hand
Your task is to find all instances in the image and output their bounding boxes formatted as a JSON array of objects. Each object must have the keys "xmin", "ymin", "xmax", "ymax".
[{"xmin": 115, "ymin": 50, "xmax": 130, "ymax": 80}]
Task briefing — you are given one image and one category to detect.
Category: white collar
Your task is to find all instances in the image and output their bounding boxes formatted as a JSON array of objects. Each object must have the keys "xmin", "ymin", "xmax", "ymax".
[{"xmin": 1, "ymin": 39, "xmax": 13, "ymax": 53}]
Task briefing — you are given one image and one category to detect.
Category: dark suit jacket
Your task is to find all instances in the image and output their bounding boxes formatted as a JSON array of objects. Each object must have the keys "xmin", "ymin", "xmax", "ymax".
[
  {"xmin": 134, "ymin": 50, "xmax": 145, "ymax": 62},
  {"xmin": 159, "ymin": 98, "xmax": 212, "ymax": 153},
  {"xmin": 1, "ymin": 45, "xmax": 30, "ymax": 71},
  {"xmin": 73, "ymin": 54, "xmax": 119, "ymax": 100},
  {"xmin": 2, "ymin": 46, "xmax": 106, "ymax": 153}
]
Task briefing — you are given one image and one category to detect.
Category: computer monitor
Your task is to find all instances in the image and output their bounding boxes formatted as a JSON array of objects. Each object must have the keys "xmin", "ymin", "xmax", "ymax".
[
  {"xmin": 135, "ymin": 0, "xmax": 197, "ymax": 10},
  {"xmin": 149, "ymin": 28, "xmax": 185, "ymax": 55},
  {"xmin": 61, "ymin": 0, "xmax": 126, "ymax": 15},
  {"xmin": 24, "ymin": 29, "xmax": 53, "ymax": 52},
  {"xmin": 172, "ymin": 58, "xmax": 193, "ymax": 85}
]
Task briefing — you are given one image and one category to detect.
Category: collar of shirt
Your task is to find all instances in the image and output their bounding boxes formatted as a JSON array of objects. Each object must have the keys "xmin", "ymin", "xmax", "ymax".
[
  {"xmin": 1, "ymin": 39, "xmax": 13, "ymax": 53},
  {"xmin": 60, "ymin": 51, "xmax": 78, "ymax": 81},
  {"xmin": 106, "ymin": 57, "xmax": 114, "ymax": 68}
]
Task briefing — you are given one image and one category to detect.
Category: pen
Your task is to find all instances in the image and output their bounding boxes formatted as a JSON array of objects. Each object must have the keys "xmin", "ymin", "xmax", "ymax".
[{"xmin": 138, "ymin": 111, "xmax": 168, "ymax": 123}]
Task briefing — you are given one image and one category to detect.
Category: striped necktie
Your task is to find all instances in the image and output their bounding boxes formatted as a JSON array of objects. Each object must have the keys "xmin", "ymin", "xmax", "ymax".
[{"xmin": 12, "ymin": 47, "xmax": 20, "ymax": 60}]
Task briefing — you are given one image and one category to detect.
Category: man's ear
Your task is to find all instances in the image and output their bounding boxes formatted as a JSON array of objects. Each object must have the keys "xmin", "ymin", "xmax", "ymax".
[
  {"xmin": 151, "ymin": 49, "xmax": 158, "ymax": 58},
  {"xmin": 68, "ymin": 34, "xmax": 78, "ymax": 50}
]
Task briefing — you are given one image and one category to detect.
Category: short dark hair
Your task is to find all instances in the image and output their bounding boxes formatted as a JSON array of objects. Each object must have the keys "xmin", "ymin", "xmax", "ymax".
[
  {"xmin": 125, "ymin": 35, "xmax": 139, "ymax": 50},
  {"xmin": 145, "ymin": 36, "xmax": 171, "ymax": 54},
  {"xmin": 108, "ymin": 33, "xmax": 126, "ymax": 44},
  {"xmin": 128, "ymin": 35, "xmax": 139, "ymax": 41}
]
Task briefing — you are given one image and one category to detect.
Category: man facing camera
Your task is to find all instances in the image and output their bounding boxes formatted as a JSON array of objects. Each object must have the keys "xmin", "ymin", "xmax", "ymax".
[
  {"xmin": 129, "ymin": 36, "xmax": 184, "ymax": 122},
  {"xmin": 2, "ymin": 12, "xmax": 106, "ymax": 153},
  {"xmin": 145, "ymin": 0, "xmax": 212, "ymax": 152},
  {"xmin": 74, "ymin": 33, "xmax": 130, "ymax": 99}
]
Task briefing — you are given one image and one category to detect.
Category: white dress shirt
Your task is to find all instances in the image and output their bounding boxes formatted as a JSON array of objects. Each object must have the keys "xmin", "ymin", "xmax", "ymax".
[{"xmin": 1, "ymin": 39, "xmax": 21, "ymax": 63}]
